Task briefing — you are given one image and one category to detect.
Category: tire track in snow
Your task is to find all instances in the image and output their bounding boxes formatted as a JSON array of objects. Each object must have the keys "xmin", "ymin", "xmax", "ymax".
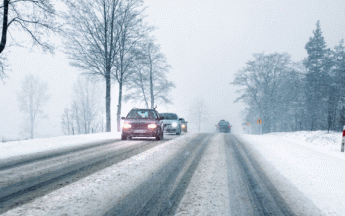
[
  {"xmin": 225, "ymin": 135, "xmax": 294, "ymax": 215},
  {"xmin": 0, "ymin": 139, "xmax": 169, "ymax": 214},
  {"xmin": 104, "ymin": 134, "xmax": 211, "ymax": 216}
]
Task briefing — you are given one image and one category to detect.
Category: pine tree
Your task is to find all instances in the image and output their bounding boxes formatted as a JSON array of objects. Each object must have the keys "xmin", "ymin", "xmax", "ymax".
[
  {"xmin": 338, "ymin": 106, "xmax": 345, "ymax": 130},
  {"xmin": 304, "ymin": 20, "xmax": 330, "ymax": 130},
  {"xmin": 332, "ymin": 40, "xmax": 345, "ymax": 131}
]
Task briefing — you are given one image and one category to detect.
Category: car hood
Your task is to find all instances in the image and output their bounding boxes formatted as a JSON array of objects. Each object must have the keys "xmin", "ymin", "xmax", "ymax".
[
  {"xmin": 161, "ymin": 119, "xmax": 179, "ymax": 124},
  {"xmin": 124, "ymin": 119, "xmax": 159, "ymax": 124}
]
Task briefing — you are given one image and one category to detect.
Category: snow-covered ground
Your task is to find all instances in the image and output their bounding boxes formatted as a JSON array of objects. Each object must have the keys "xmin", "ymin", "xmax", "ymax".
[
  {"xmin": 238, "ymin": 131, "xmax": 345, "ymax": 215},
  {"xmin": 1, "ymin": 131, "xmax": 345, "ymax": 215},
  {"xmin": 0, "ymin": 132, "xmax": 121, "ymax": 161}
]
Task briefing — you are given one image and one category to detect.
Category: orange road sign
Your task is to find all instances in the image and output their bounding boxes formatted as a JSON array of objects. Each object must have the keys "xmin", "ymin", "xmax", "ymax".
[{"xmin": 257, "ymin": 118, "xmax": 262, "ymax": 124}]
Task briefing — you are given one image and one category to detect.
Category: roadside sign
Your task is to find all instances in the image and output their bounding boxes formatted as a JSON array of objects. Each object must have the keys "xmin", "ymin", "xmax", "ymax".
[{"xmin": 257, "ymin": 118, "xmax": 262, "ymax": 124}]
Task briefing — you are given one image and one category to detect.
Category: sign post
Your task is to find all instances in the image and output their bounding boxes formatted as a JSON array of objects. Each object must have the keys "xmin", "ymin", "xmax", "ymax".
[
  {"xmin": 257, "ymin": 118, "xmax": 262, "ymax": 135},
  {"xmin": 341, "ymin": 126, "xmax": 345, "ymax": 152},
  {"xmin": 246, "ymin": 122, "xmax": 250, "ymax": 134}
]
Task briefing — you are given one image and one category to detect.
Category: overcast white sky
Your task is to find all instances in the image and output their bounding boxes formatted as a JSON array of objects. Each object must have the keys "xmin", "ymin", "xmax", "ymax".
[{"xmin": 1, "ymin": 0, "xmax": 345, "ymax": 139}]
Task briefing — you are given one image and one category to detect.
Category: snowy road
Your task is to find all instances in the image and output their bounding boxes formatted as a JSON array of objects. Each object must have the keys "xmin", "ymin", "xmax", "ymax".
[
  {"xmin": 0, "ymin": 137, "xmax": 172, "ymax": 214},
  {"xmin": 1, "ymin": 132, "xmax": 344, "ymax": 215}
]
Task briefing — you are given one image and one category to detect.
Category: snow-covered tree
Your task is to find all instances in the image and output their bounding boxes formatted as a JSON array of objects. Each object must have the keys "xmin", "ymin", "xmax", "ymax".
[
  {"xmin": 332, "ymin": 40, "xmax": 345, "ymax": 130},
  {"xmin": 0, "ymin": 0, "xmax": 59, "ymax": 79},
  {"xmin": 124, "ymin": 37, "xmax": 175, "ymax": 109},
  {"xmin": 63, "ymin": 0, "xmax": 123, "ymax": 132},
  {"xmin": 17, "ymin": 74, "xmax": 49, "ymax": 139},
  {"xmin": 112, "ymin": 0, "xmax": 153, "ymax": 132},
  {"xmin": 304, "ymin": 20, "xmax": 330, "ymax": 130},
  {"xmin": 61, "ymin": 76, "xmax": 104, "ymax": 135},
  {"xmin": 189, "ymin": 98, "xmax": 208, "ymax": 133},
  {"xmin": 232, "ymin": 52, "xmax": 292, "ymax": 133}
]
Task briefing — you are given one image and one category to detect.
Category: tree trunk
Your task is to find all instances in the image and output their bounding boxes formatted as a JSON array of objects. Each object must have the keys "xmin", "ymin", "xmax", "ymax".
[
  {"xmin": 150, "ymin": 61, "xmax": 154, "ymax": 109},
  {"xmin": 31, "ymin": 117, "xmax": 34, "ymax": 139},
  {"xmin": 117, "ymin": 80, "xmax": 123, "ymax": 132},
  {"xmin": 0, "ymin": 0, "xmax": 9, "ymax": 54},
  {"xmin": 106, "ymin": 73, "xmax": 111, "ymax": 132}
]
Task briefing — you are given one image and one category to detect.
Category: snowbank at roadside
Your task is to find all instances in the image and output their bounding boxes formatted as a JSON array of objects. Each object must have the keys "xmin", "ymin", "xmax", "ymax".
[
  {"xmin": 238, "ymin": 131, "xmax": 345, "ymax": 215},
  {"xmin": 269, "ymin": 130, "xmax": 344, "ymax": 155},
  {"xmin": 0, "ymin": 132, "xmax": 121, "ymax": 160}
]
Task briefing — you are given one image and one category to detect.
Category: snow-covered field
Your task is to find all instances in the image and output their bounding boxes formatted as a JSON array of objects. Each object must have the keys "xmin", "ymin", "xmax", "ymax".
[
  {"xmin": 1, "ymin": 130, "xmax": 345, "ymax": 215},
  {"xmin": 239, "ymin": 131, "xmax": 345, "ymax": 215}
]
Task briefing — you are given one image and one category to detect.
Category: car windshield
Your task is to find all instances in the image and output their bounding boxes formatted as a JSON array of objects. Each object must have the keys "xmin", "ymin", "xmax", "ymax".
[
  {"xmin": 219, "ymin": 121, "xmax": 229, "ymax": 125},
  {"xmin": 160, "ymin": 113, "xmax": 178, "ymax": 120},
  {"xmin": 126, "ymin": 110, "xmax": 157, "ymax": 119}
]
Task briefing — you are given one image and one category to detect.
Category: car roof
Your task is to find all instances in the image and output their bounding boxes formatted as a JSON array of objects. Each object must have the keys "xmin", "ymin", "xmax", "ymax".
[{"xmin": 130, "ymin": 108, "xmax": 157, "ymax": 111}]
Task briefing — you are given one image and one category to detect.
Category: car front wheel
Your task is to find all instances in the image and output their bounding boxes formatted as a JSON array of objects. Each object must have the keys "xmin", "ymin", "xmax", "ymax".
[{"xmin": 156, "ymin": 130, "xmax": 163, "ymax": 140}]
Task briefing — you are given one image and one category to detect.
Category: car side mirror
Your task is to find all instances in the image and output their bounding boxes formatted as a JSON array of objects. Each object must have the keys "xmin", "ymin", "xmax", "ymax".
[
  {"xmin": 121, "ymin": 117, "xmax": 126, "ymax": 120},
  {"xmin": 185, "ymin": 121, "xmax": 188, "ymax": 123}
]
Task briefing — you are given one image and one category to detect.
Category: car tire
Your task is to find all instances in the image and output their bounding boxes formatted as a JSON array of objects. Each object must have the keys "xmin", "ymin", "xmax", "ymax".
[{"xmin": 156, "ymin": 130, "xmax": 163, "ymax": 140}]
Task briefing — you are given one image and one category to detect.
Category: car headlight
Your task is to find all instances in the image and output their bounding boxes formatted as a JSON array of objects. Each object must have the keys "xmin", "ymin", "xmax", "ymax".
[
  {"xmin": 172, "ymin": 122, "xmax": 178, "ymax": 127},
  {"xmin": 181, "ymin": 124, "xmax": 186, "ymax": 129},
  {"xmin": 123, "ymin": 123, "xmax": 131, "ymax": 129},
  {"xmin": 148, "ymin": 124, "xmax": 157, "ymax": 129}
]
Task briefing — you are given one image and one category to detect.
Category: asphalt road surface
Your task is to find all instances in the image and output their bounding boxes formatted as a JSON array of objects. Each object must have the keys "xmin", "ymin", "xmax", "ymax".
[{"xmin": 0, "ymin": 133, "xmax": 319, "ymax": 215}]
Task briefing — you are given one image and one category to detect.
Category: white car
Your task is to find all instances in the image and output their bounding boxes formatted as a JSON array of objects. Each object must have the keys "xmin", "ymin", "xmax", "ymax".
[{"xmin": 160, "ymin": 113, "xmax": 181, "ymax": 135}]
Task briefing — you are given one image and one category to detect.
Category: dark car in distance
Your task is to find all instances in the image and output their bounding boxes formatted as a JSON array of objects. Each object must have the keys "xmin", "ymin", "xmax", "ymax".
[
  {"xmin": 121, "ymin": 108, "xmax": 164, "ymax": 140},
  {"xmin": 216, "ymin": 120, "xmax": 231, "ymax": 133},
  {"xmin": 179, "ymin": 118, "xmax": 188, "ymax": 133}
]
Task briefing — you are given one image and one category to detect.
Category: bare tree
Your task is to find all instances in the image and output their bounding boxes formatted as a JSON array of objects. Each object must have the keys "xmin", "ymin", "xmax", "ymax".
[
  {"xmin": 113, "ymin": 0, "xmax": 152, "ymax": 132},
  {"xmin": 124, "ymin": 37, "xmax": 174, "ymax": 109},
  {"xmin": 73, "ymin": 76, "xmax": 102, "ymax": 134},
  {"xmin": 17, "ymin": 74, "xmax": 49, "ymax": 139},
  {"xmin": 189, "ymin": 98, "xmax": 208, "ymax": 133},
  {"xmin": 61, "ymin": 107, "xmax": 73, "ymax": 135},
  {"xmin": 0, "ymin": 0, "xmax": 59, "ymax": 79},
  {"xmin": 231, "ymin": 52, "xmax": 292, "ymax": 133},
  {"xmin": 63, "ymin": 0, "xmax": 123, "ymax": 132},
  {"xmin": 61, "ymin": 76, "xmax": 104, "ymax": 135},
  {"xmin": 123, "ymin": 58, "xmax": 150, "ymax": 107},
  {"xmin": 0, "ymin": 0, "xmax": 58, "ymax": 54}
]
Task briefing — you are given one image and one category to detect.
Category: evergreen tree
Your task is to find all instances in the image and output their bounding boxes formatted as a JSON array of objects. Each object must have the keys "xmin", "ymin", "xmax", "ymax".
[
  {"xmin": 333, "ymin": 40, "xmax": 345, "ymax": 130},
  {"xmin": 338, "ymin": 106, "xmax": 345, "ymax": 130},
  {"xmin": 304, "ymin": 20, "xmax": 330, "ymax": 130}
]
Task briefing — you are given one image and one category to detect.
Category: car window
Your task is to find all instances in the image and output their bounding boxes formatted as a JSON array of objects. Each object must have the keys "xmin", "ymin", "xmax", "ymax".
[
  {"xmin": 160, "ymin": 113, "xmax": 178, "ymax": 119},
  {"xmin": 218, "ymin": 121, "xmax": 229, "ymax": 125},
  {"xmin": 127, "ymin": 110, "xmax": 157, "ymax": 119}
]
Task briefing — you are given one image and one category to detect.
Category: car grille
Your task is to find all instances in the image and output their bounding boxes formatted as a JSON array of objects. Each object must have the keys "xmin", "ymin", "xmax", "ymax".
[{"xmin": 131, "ymin": 123, "xmax": 149, "ymax": 129}]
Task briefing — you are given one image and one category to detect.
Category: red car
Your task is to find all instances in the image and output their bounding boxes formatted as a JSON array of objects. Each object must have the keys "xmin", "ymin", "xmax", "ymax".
[{"xmin": 121, "ymin": 108, "xmax": 164, "ymax": 140}]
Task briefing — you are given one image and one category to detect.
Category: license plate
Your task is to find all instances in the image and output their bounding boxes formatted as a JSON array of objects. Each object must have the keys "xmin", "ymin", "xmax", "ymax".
[{"xmin": 133, "ymin": 129, "xmax": 146, "ymax": 133}]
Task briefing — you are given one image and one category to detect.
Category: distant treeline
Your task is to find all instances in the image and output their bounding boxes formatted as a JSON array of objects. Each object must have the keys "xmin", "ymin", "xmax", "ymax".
[{"xmin": 232, "ymin": 21, "xmax": 345, "ymax": 133}]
